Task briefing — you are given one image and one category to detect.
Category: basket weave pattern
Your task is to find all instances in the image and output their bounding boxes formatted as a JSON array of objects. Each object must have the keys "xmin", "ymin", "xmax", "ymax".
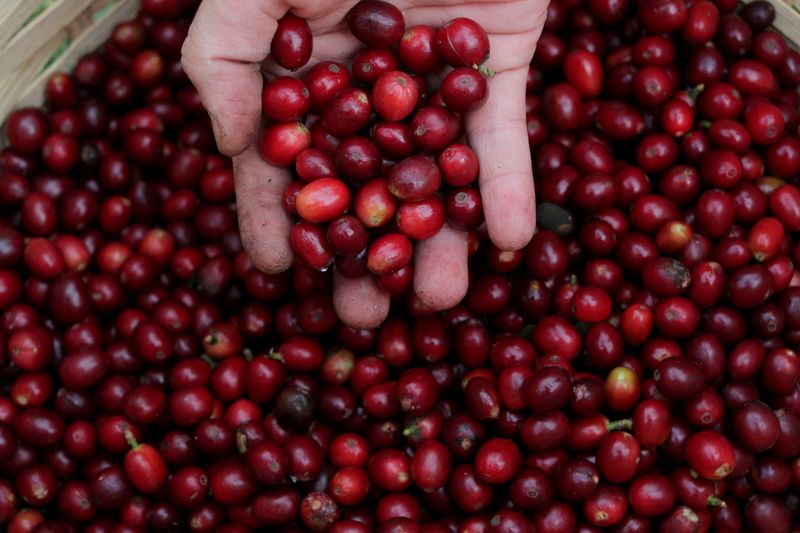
[{"xmin": 0, "ymin": 0, "xmax": 139, "ymax": 120}]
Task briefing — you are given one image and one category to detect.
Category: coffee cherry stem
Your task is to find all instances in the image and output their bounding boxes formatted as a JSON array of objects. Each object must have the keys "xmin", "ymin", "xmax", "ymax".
[
  {"xmin": 708, "ymin": 495, "xmax": 727, "ymax": 507},
  {"xmin": 606, "ymin": 419, "xmax": 633, "ymax": 431},
  {"xmin": 124, "ymin": 429, "xmax": 140, "ymax": 449}
]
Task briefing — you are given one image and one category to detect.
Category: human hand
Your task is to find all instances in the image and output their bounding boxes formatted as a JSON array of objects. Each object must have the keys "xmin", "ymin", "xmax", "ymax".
[{"xmin": 182, "ymin": 0, "xmax": 547, "ymax": 328}]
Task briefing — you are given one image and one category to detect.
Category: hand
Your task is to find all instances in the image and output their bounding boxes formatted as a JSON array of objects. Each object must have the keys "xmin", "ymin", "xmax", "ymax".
[{"xmin": 182, "ymin": 0, "xmax": 547, "ymax": 328}]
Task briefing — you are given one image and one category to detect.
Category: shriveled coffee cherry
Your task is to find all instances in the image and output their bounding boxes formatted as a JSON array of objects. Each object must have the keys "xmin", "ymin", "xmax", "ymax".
[
  {"xmin": 438, "ymin": 144, "xmax": 479, "ymax": 187},
  {"xmin": 732, "ymin": 401, "xmax": 780, "ymax": 453},
  {"xmin": 326, "ymin": 215, "xmax": 369, "ymax": 256},
  {"xmin": 727, "ymin": 264, "xmax": 774, "ymax": 308},
  {"xmin": 301, "ymin": 491, "xmax": 339, "ymax": 532},
  {"xmin": 526, "ymin": 366, "xmax": 572, "ymax": 413},
  {"xmin": 354, "ymin": 178, "xmax": 397, "ymax": 228},
  {"xmin": 399, "ymin": 25, "xmax": 442, "ymax": 74},
  {"xmin": 274, "ymin": 386, "xmax": 316, "ymax": 432},
  {"xmin": 5, "ymin": 108, "xmax": 49, "ymax": 156},
  {"xmin": 410, "ymin": 105, "xmax": 461, "ymax": 152},
  {"xmin": 396, "ymin": 368, "xmax": 438, "ymax": 415},
  {"xmin": 335, "ymin": 136, "xmax": 381, "ymax": 181},
  {"xmin": 564, "ymin": 50, "xmax": 604, "ymax": 97},
  {"xmin": 638, "ymin": 0, "xmax": 688, "ymax": 34},
  {"xmin": 654, "ymin": 357, "xmax": 705, "ymax": 401}
]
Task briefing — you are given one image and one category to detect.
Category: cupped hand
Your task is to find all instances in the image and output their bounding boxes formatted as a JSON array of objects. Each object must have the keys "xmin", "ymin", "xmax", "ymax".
[{"xmin": 182, "ymin": 0, "xmax": 547, "ymax": 329}]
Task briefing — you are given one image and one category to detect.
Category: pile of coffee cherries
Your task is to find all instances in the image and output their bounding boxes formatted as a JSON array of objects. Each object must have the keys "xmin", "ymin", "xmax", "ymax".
[
  {"xmin": 262, "ymin": 1, "xmax": 491, "ymax": 286},
  {"xmin": 0, "ymin": 0, "xmax": 798, "ymax": 532}
]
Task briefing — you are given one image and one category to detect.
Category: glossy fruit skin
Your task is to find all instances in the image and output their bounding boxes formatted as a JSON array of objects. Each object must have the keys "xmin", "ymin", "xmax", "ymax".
[
  {"xmin": 396, "ymin": 197, "xmax": 445, "ymax": 240},
  {"xmin": 271, "ymin": 14, "xmax": 313, "ymax": 70},
  {"xmin": 441, "ymin": 67, "xmax": 487, "ymax": 112},
  {"xmin": 411, "ymin": 440, "xmax": 451, "ymax": 492},
  {"xmin": 123, "ymin": 436, "xmax": 168, "ymax": 494},
  {"xmin": 296, "ymin": 179, "xmax": 351, "ymax": 223},
  {"xmin": 684, "ymin": 430, "xmax": 736, "ymax": 480},
  {"xmin": 327, "ymin": 215, "xmax": 369, "ymax": 256},
  {"xmin": 435, "ymin": 18, "xmax": 490, "ymax": 67},
  {"xmin": 526, "ymin": 366, "xmax": 572, "ymax": 414},
  {"xmin": 727, "ymin": 264, "xmax": 774, "ymax": 309},
  {"xmin": 346, "ymin": 1, "xmax": 405, "ymax": 49},
  {"xmin": 260, "ymin": 121, "xmax": 311, "ymax": 167},
  {"xmin": 388, "ymin": 156, "xmax": 442, "ymax": 201},
  {"xmin": 262, "ymin": 77, "xmax": 311, "ymax": 121},
  {"xmin": 564, "ymin": 50, "xmax": 604, "ymax": 97},
  {"xmin": 373, "ymin": 71, "xmax": 419, "ymax": 121},
  {"xmin": 367, "ymin": 234, "xmax": 413, "ymax": 275},
  {"xmin": 474, "ymin": 438, "xmax": 522, "ymax": 485},
  {"xmin": 290, "ymin": 221, "xmax": 334, "ymax": 270}
]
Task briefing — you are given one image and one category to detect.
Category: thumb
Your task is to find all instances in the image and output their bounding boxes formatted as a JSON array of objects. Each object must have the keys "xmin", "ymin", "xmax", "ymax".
[{"xmin": 181, "ymin": 0, "xmax": 288, "ymax": 156}]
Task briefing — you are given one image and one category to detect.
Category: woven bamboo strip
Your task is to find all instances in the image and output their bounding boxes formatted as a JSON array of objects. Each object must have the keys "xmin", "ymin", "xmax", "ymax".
[
  {"xmin": 0, "ymin": 0, "xmax": 45, "ymax": 49},
  {"xmin": 0, "ymin": 33, "xmax": 66, "ymax": 120},
  {"xmin": 771, "ymin": 0, "xmax": 800, "ymax": 47},
  {"xmin": 0, "ymin": 0, "xmax": 137, "ymax": 119},
  {"xmin": 740, "ymin": 0, "xmax": 800, "ymax": 50},
  {"xmin": 0, "ymin": 0, "xmax": 97, "ymax": 75}
]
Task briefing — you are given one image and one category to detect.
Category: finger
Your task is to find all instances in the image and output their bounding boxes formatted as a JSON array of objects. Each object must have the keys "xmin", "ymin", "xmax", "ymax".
[
  {"xmin": 333, "ymin": 273, "xmax": 390, "ymax": 329},
  {"xmin": 181, "ymin": 0, "xmax": 288, "ymax": 157},
  {"xmin": 466, "ymin": 67, "xmax": 536, "ymax": 251},
  {"xmin": 233, "ymin": 145, "xmax": 294, "ymax": 273},
  {"xmin": 414, "ymin": 225, "xmax": 469, "ymax": 310},
  {"xmin": 404, "ymin": 1, "xmax": 544, "ymax": 38},
  {"xmin": 261, "ymin": 31, "xmax": 361, "ymax": 79}
]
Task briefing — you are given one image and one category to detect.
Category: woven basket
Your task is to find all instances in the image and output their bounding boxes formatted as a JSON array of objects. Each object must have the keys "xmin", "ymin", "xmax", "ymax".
[
  {"xmin": 757, "ymin": 0, "xmax": 800, "ymax": 47},
  {"xmin": 0, "ymin": 0, "xmax": 139, "ymax": 121},
  {"xmin": 0, "ymin": 0, "xmax": 798, "ymax": 122}
]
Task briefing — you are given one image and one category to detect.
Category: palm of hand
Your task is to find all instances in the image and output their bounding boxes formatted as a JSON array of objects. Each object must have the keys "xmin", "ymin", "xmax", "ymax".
[
  {"xmin": 182, "ymin": 0, "xmax": 547, "ymax": 328},
  {"xmin": 279, "ymin": 0, "xmax": 544, "ymax": 74}
]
